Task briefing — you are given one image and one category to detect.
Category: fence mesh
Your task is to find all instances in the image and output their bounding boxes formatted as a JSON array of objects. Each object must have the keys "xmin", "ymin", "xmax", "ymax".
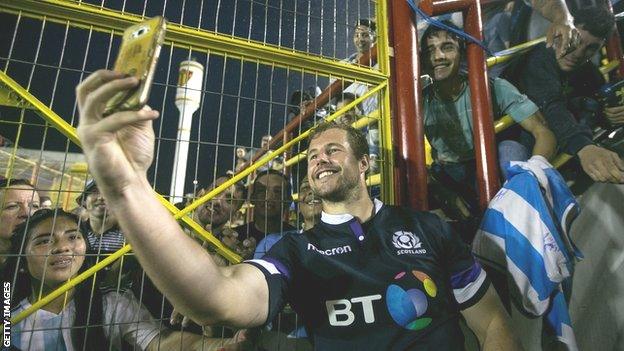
[{"xmin": 0, "ymin": 1, "xmax": 387, "ymax": 350}]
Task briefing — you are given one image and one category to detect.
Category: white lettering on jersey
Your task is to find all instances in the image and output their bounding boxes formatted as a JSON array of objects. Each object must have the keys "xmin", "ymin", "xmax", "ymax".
[
  {"xmin": 392, "ymin": 231, "xmax": 427, "ymax": 255},
  {"xmin": 326, "ymin": 294, "xmax": 382, "ymax": 326},
  {"xmin": 307, "ymin": 243, "xmax": 352, "ymax": 256}
]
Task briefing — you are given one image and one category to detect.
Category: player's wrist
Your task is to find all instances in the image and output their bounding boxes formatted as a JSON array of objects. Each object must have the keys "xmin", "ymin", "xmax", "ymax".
[{"xmin": 97, "ymin": 173, "xmax": 151, "ymax": 203}]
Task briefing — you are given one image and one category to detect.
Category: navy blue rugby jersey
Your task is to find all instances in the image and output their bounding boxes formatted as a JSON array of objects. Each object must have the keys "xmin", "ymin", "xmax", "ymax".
[{"xmin": 245, "ymin": 200, "xmax": 490, "ymax": 350}]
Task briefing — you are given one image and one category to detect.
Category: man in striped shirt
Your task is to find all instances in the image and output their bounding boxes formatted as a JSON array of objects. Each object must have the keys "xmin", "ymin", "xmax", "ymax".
[{"xmin": 78, "ymin": 179, "xmax": 126, "ymax": 255}]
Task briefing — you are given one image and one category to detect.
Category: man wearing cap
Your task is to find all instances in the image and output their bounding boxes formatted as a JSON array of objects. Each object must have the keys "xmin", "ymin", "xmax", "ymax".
[
  {"xmin": 78, "ymin": 179, "xmax": 126, "ymax": 254},
  {"xmin": 75, "ymin": 67, "xmax": 522, "ymax": 349}
]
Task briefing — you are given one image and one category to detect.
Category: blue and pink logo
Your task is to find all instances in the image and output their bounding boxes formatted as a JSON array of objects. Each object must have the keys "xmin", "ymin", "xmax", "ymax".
[{"xmin": 386, "ymin": 270, "xmax": 437, "ymax": 330}]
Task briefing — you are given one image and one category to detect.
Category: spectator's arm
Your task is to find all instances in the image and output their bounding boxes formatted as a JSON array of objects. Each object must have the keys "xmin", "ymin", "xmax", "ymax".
[
  {"xmin": 529, "ymin": 0, "xmax": 579, "ymax": 58},
  {"xmin": 461, "ymin": 286, "xmax": 524, "ymax": 351},
  {"xmin": 517, "ymin": 111, "xmax": 557, "ymax": 160},
  {"xmin": 577, "ymin": 145, "xmax": 624, "ymax": 183},
  {"xmin": 491, "ymin": 77, "xmax": 555, "ymax": 160},
  {"xmin": 511, "ymin": 48, "xmax": 624, "ymax": 183}
]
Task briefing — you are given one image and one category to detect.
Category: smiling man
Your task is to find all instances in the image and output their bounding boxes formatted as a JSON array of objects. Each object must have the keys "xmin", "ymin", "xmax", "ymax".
[
  {"xmin": 421, "ymin": 21, "xmax": 556, "ymax": 214},
  {"xmin": 77, "ymin": 179, "xmax": 125, "ymax": 255},
  {"xmin": 75, "ymin": 67, "xmax": 522, "ymax": 350},
  {"xmin": 248, "ymin": 123, "xmax": 522, "ymax": 350}
]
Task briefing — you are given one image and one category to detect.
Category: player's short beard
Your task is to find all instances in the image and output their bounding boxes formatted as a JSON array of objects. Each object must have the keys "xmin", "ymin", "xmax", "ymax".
[{"xmin": 313, "ymin": 170, "xmax": 360, "ymax": 203}]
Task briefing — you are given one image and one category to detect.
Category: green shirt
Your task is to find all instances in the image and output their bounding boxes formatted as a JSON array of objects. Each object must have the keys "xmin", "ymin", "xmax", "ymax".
[{"xmin": 424, "ymin": 77, "xmax": 538, "ymax": 163}]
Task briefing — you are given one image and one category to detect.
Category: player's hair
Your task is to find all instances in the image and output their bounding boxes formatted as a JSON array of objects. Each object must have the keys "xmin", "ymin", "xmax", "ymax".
[{"xmin": 308, "ymin": 122, "xmax": 370, "ymax": 160}]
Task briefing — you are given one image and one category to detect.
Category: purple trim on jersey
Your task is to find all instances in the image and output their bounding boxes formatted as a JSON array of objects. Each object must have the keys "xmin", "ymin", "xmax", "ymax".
[
  {"xmin": 263, "ymin": 257, "xmax": 291, "ymax": 281},
  {"xmin": 348, "ymin": 220, "xmax": 365, "ymax": 241},
  {"xmin": 450, "ymin": 261, "xmax": 482, "ymax": 289}
]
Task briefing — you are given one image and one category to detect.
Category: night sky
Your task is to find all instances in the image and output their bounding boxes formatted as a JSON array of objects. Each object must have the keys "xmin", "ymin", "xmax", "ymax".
[{"xmin": 0, "ymin": 0, "xmax": 376, "ymax": 196}]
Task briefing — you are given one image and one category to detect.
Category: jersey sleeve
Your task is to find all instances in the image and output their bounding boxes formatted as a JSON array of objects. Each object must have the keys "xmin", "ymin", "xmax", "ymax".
[
  {"xmin": 493, "ymin": 77, "xmax": 539, "ymax": 123},
  {"xmin": 428, "ymin": 213, "xmax": 490, "ymax": 309},
  {"xmin": 244, "ymin": 234, "xmax": 298, "ymax": 325}
]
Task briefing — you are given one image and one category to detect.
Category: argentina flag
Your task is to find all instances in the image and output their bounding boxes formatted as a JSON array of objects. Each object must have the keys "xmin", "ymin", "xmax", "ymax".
[{"xmin": 473, "ymin": 156, "xmax": 582, "ymax": 350}]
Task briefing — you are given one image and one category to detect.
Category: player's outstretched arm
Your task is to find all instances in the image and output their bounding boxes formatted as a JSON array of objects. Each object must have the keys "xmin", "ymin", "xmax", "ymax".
[
  {"xmin": 76, "ymin": 70, "xmax": 269, "ymax": 327},
  {"xmin": 461, "ymin": 286, "xmax": 524, "ymax": 351}
]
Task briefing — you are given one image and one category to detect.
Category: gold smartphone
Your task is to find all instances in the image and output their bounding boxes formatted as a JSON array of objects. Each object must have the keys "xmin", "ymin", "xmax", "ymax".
[{"xmin": 103, "ymin": 16, "xmax": 166, "ymax": 116}]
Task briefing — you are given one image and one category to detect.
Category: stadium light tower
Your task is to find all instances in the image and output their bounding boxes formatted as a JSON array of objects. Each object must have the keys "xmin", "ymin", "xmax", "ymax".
[{"xmin": 170, "ymin": 60, "xmax": 203, "ymax": 204}]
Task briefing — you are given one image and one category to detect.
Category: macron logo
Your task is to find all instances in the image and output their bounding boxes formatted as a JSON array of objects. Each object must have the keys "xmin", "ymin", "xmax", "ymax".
[{"xmin": 307, "ymin": 243, "xmax": 352, "ymax": 256}]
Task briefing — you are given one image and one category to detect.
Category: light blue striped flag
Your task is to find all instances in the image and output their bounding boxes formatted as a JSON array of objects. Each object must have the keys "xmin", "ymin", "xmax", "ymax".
[{"xmin": 473, "ymin": 156, "xmax": 581, "ymax": 350}]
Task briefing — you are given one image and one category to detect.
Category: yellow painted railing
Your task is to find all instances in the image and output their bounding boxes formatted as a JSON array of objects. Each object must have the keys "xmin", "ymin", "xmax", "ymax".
[{"xmin": 0, "ymin": 0, "xmax": 385, "ymax": 86}]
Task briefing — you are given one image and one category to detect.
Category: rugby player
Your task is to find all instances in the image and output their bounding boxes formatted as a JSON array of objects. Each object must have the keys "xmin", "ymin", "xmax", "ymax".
[{"xmin": 75, "ymin": 70, "xmax": 522, "ymax": 350}]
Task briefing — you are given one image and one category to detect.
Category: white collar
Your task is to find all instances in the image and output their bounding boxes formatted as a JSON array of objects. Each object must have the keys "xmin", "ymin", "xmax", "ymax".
[{"xmin": 320, "ymin": 198, "xmax": 384, "ymax": 225}]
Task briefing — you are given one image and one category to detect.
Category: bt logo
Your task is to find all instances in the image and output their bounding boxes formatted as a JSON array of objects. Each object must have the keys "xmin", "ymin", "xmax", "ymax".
[
  {"xmin": 325, "ymin": 294, "xmax": 382, "ymax": 326},
  {"xmin": 325, "ymin": 271, "xmax": 437, "ymax": 329}
]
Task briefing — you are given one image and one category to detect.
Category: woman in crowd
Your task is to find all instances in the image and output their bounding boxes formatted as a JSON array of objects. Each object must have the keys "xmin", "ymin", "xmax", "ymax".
[{"xmin": 3, "ymin": 208, "xmax": 248, "ymax": 350}]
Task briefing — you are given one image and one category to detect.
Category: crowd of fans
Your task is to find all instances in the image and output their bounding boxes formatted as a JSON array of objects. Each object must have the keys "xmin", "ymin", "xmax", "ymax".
[{"xmin": 1, "ymin": 0, "xmax": 623, "ymax": 350}]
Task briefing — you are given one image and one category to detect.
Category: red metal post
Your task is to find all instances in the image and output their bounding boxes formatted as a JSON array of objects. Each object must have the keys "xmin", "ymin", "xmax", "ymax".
[
  {"xmin": 420, "ymin": 0, "xmax": 473, "ymax": 14},
  {"xmin": 606, "ymin": 1, "xmax": 624, "ymax": 80},
  {"xmin": 464, "ymin": 2, "xmax": 500, "ymax": 209},
  {"xmin": 244, "ymin": 49, "xmax": 379, "ymax": 169},
  {"xmin": 388, "ymin": 0, "xmax": 429, "ymax": 210}
]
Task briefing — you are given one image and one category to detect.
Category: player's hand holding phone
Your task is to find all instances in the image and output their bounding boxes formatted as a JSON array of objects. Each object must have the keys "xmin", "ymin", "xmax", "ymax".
[{"xmin": 76, "ymin": 17, "xmax": 166, "ymax": 196}]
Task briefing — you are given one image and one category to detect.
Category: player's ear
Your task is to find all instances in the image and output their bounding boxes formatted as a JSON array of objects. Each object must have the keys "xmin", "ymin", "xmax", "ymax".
[{"xmin": 359, "ymin": 154, "xmax": 370, "ymax": 174}]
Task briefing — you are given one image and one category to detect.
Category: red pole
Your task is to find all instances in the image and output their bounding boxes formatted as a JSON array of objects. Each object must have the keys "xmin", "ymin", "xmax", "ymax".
[
  {"xmin": 606, "ymin": 1, "xmax": 624, "ymax": 80},
  {"xmin": 244, "ymin": 48, "xmax": 379, "ymax": 168},
  {"xmin": 464, "ymin": 3, "xmax": 500, "ymax": 209},
  {"xmin": 388, "ymin": 0, "xmax": 428, "ymax": 210},
  {"xmin": 420, "ymin": 0, "xmax": 473, "ymax": 14}
]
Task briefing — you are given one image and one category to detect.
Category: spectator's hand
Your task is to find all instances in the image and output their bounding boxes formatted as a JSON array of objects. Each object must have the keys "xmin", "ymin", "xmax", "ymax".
[
  {"xmin": 546, "ymin": 20, "xmax": 580, "ymax": 59},
  {"xmin": 221, "ymin": 229, "xmax": 257, "ymax": 259},
  {"xmin": 76, "ymin": 70, "xmax": 159, "ymax": 193},
  {"xmin": 604, "ymin": 105, "xmax": 624, "ymax": 125},
  {"xmin": 239, "ymin": 237, "xmax": 257, "ymax": 258},
  {"xmin": 578, "ymin": 145, "xmax": 624, "ymax": 183},
  {"xmin": 170, "ymin": 307, "xmax": 195, "ymax": 328}
]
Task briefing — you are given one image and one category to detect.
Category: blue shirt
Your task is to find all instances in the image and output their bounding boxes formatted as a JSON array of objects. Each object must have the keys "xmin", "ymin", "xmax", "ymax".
[{"xmin": 424, "ymin": 77, "xmax": 538, "ymax": 163}]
